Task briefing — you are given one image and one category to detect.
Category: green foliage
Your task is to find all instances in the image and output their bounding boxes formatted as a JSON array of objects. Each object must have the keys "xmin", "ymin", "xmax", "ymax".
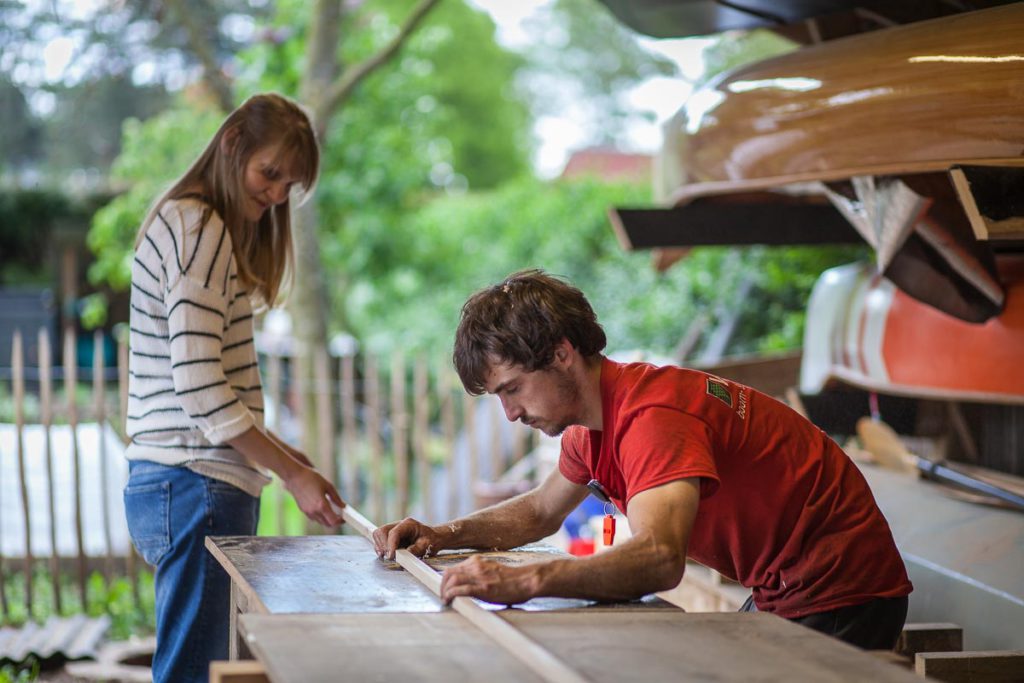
[
  {"xmin": 0, "ymin": 78, "xmax": 42, "ymax": 169},
  {"xmin": 0, "ymin": 188, "xmax": 107, "ymax": 286},
  {"xmin": 1, "ymin": 568, "xmax": 155, "ymax": 639},
  {"xmin": 237, "ymin": 0, "xmax": 531, "ymax": 191},
  {"xmin": 520, "ymin": 0, "xmax": 679, "ymax": 146},
  {"xmin": 86, "ymin": 105, "xmax": 223, "ymax": 292},
  {"xmin": 43, "ymin": 76, "xmax": 171, "ymax": 172},
  {"xmin": 342, "ymin": 175, "xmax": 867, "ymax": 358},
  {"xmin": 0, "ymin": 660, "xmax": 38, "ymax": 683}
]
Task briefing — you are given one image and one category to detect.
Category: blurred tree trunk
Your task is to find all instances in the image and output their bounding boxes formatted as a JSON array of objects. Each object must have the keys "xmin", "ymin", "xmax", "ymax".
[
  {"xmin": 170, "ymin": 0, "xmax": 443, "ymax": 477},
  {"xmin": 290, "ymin": 0, "xmax": 442, "ymax": 474}
]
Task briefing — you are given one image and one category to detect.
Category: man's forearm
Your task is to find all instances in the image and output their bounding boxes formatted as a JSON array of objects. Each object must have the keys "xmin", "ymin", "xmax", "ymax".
[
  {"xmin": 529, "ymin": 531, "xmax": 686, "ymax": 602},
  {"xmin": 437, "ymin": 490, "xmax": 558, "ymax": 551}
]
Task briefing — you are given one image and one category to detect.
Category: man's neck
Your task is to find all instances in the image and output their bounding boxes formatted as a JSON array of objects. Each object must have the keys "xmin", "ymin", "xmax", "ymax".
[{"xmin": 578, "ymin": 355, "xmax": 605, "ymax": 431}]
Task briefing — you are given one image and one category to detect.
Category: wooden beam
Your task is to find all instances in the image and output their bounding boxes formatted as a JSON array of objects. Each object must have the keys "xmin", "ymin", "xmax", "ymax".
[
  {"xmin": 340, "ymin": 505, "xmax": 589, "ymax": 683},
  {"xmin": 609, "ymin": 201, "xmax": 864, "ymax": 251},
  {"xmin": 209, "ymin": 660, "xmax": 269, "ymax": 683},
  {"xmin": 915, "ymin": 650, "xmax": 1024, "ymax": 682},
  {"xmin": 949, "ymin": 165, "xmax": 1024, "ymax": 241},
  {"xmin": 895, "ymin": 623, "xmax": 962, "ymax": 659}
]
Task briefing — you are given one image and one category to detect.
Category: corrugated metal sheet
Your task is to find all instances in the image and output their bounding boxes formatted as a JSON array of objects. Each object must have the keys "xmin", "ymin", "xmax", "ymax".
[{"xmin": 0, "ymin": 614, "xmax": 109, "ymax": 666}]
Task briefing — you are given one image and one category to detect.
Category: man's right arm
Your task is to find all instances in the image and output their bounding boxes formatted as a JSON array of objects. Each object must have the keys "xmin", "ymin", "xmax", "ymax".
[{"xmin": 372, "ymin": 468, "xmax": 588, "ymax": 560}]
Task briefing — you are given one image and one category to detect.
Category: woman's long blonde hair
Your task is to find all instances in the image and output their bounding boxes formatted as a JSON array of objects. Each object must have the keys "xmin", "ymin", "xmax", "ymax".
[{"xmin": 135, "ymin": 93, "xmax": 320, "ymax": 307}]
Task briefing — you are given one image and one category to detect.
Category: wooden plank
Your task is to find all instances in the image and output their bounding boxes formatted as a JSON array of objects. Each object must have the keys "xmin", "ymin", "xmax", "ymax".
[
  {"xmin": 40, "ymin": 328, "xmax": 61, "ymax": 613},
  {"xmin": 340, "ymin": 506, "xmax": 588, "ymax": 683},
  {"xmin": 610, "ymin": 201, "xmax": 863, "ymax": 251},
  {"xmin": 241, "ymin": 613, "xmax": 544, "ymax": 683},
  {"xmin": 209, "ymin": 660, "xmax": 269, "ymax": 683},
  {"xmin": 895, "ymin": 623, "xmax": 963, "ymax": 658},
  {"xmin": 229, "ymin": 581, "xmax": 252, "ymax": 661},
  {"xmin": 915, "ymin": 650, "xmax": 1024, "ymax": 682},
  {"xmin": 950, "ymin": 165, "xmax": 1024, "ymax": 241},
  {"xmin": 240, "ymin": 611, "xmax": 926, "ymax": 683},
  {"xmin": 502, "ymin": 611, "xmax": 925, "ymax": 683},
  {"xmin": 13, "ymin": 329, "xmax": 34, "ymax": 612}
]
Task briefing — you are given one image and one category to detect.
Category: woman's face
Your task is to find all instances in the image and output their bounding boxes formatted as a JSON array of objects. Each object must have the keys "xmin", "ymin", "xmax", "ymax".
[{"xmin": 241, "ymin": 145, "xmax": 301, "ymax": 222}]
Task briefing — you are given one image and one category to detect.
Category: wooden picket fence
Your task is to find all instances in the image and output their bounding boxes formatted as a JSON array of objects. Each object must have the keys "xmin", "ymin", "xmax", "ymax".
[{"xmin": 0, "ymin": 327, "xmax": 535, "ymax": 622}]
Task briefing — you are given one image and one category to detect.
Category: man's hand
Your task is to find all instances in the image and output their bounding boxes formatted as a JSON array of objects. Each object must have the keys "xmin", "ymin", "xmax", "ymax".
[
  {"xmin": 372, "ymin": 517, "xmax": 445, "ymax": 560},
  {"xmin": 440, "ymin": 556, "xmax": 540, "ymax": 606},
  {"xmin": 283, "ymin": 466, "xmax": 346, "ymax": 528}
]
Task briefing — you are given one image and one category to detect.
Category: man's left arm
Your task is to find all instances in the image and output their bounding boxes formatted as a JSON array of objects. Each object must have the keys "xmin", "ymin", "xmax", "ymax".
[{"xmin": 439, "ymin": 477, "xmax": 701, "ymax": 604}]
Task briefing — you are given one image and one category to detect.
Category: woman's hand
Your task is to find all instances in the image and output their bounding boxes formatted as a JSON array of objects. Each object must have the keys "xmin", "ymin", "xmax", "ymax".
[{"xmin": 283, "ymin": 466, "xmax": 346, "ymax": 528}]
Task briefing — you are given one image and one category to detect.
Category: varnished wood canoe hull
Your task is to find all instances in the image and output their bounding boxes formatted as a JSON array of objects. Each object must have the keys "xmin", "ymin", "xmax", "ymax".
[{"xmin": 666, "ymin": 4, "xmax": 1024, "ymax": 204}]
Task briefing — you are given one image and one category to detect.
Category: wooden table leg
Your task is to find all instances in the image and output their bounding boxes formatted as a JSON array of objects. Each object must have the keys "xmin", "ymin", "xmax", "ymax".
[{"xmin": 230, "ymin": 581, "xmax": 253, "ymax": 660}]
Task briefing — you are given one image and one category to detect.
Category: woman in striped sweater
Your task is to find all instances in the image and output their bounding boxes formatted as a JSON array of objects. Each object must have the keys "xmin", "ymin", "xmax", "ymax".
[{"xmin": 124, "ymin": 93, "xmax": 346, "ymax": 683}]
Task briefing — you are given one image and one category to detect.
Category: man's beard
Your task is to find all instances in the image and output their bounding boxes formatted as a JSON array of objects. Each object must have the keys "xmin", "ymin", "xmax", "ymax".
[{"xmin": 538, "ymin": 366, "xmax": 580, "ymax": 436}]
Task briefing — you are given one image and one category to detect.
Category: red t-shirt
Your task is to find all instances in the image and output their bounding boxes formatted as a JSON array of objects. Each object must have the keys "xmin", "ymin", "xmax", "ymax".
[{"xmin": 560, "ymin": 358, "xmax": 912, "ymax": 618}]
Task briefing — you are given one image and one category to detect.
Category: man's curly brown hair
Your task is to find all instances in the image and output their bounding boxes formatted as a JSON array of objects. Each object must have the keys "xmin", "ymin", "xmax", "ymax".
[{"xmin": 453, "ymin": 269, "xmax": 606, "ymax": 395}]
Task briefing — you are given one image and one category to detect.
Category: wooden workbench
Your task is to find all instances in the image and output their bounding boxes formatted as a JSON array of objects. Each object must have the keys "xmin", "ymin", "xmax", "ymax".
[
  {"xmin": 238, "ymin": 611, "xmax": 926, "ymax": 683},
  {"xmin": 205, "ymin": 535, "xmax": 670, "ymax": 658}
]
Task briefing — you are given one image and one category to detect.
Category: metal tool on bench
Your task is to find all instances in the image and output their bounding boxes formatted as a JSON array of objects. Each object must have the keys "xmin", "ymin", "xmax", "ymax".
[{"xmin": 856, "ymin": 417, "xmax": 1024, "ymax": 512}]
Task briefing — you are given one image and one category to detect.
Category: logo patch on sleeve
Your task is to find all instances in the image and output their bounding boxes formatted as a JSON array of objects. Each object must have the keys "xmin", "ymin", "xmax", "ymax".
[{"xmin": 706, "ymin": 377, "xmax": 733, "ymax": 407}]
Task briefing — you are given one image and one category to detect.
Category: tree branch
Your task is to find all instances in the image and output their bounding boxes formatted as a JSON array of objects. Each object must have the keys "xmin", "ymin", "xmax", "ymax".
[
  {"xmin": 163, "ymin": 0, "xmax": 234, "ymax": 112},
  {"xmin": 323, "ymin": 0, "xmax": 443, "ymax": 115}
]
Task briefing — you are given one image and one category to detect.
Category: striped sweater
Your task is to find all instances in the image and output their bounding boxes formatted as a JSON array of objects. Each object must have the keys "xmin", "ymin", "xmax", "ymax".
[{"xmin": 126, "ymin": 197, "xmax": 270, "ymax": 496}]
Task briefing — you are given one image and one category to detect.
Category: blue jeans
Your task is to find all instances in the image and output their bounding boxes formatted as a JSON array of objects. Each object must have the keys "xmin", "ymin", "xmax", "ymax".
[{"xmin": 124, "ymin": 461, "xmax": 260, "ymax": 683}]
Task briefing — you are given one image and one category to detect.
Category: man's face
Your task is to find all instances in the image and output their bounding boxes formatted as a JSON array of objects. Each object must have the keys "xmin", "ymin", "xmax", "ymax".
[{"xmin": 484, "ymin": 358, "xmax": 580, "ymax": 436}]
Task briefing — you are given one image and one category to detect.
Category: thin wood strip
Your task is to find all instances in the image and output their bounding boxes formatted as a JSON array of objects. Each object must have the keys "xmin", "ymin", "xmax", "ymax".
[
  {"xmin": 413, "ymin": 355, "xmax": 430, "ymax": 521},
  {"xmin": 13, "ymin": 330, "xmax": 34, "ymax": 612},
  {"xmin": 339, "ymin": 354, "xmax": 359, "ymax": 508},
  {"xmin": 391, "ymin": 352, "xmax": 409, "ymax": 519},
  {"xmin": 366, "ymin": 355, "xmax": 383, "ymax": 525},
  {"xmin": 339, "ymin": 504, "xmax": 588, "ymax": 683},
  {"xmin": 64, "ymin": 327, "xmax": 88, "ymax": 607},
  {"xmin": 93, "ymin": 331, "xmax": 113, "ymax": 584},
  {"xmin": 439, "ymin": 359, "xmax": 457, "ymax": 518},
  {"xmin": 41, "ymin": 329, "xmax": 61, "ymax": 613}
]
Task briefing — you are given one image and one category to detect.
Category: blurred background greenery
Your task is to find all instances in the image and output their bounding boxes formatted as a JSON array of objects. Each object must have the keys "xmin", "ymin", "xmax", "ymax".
[{"xmin": 0, "ymin": 0, "xmax": 865, "ymax": 363}]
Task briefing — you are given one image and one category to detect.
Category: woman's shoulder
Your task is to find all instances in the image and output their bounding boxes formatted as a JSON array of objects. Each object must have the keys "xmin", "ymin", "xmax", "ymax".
[{"xmin": 160, "ymin": 195, "xmax": 225, "ymax": 235}]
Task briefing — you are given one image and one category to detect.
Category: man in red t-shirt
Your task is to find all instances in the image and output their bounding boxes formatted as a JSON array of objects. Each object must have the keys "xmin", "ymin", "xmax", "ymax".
[{"xmin": 374, "ymin": 270, "xmax": 912, "ymax": 649}]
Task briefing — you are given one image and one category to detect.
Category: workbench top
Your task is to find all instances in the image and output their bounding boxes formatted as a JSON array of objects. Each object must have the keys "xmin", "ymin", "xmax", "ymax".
[
  {"xmin": 206, "ymin": 534, "xmax": 673, "ymax": 615},
  {"xmin": 239, "ymin": 611, "xmax": 925, "ymax": 683}
]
